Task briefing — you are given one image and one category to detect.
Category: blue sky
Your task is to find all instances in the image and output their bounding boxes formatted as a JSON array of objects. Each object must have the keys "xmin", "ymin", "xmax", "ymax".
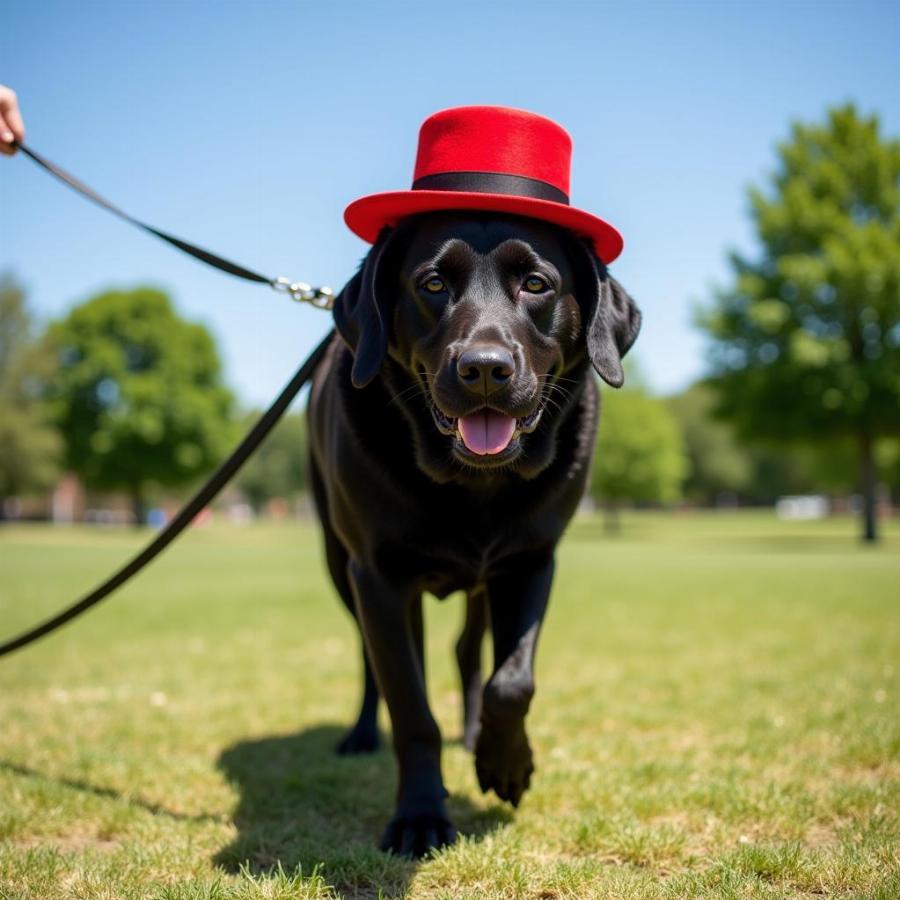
[{"xmin": 2, "ymin": 0, "xmax": 898, "ymax": 408}]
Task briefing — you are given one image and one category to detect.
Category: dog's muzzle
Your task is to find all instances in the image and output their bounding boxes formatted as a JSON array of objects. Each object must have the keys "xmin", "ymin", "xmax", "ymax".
[{"xmin": 430, "ymin": 402, "xmax": 543, "ymax": 457}]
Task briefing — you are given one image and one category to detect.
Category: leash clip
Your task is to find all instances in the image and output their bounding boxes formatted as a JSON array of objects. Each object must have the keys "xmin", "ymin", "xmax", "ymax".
[{"xmin": 272, "ymin": 276, "xmax": 335, "ymax": 310}]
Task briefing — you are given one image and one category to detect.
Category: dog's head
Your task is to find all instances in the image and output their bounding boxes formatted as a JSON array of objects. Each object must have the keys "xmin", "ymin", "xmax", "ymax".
[{"xmin": 334, "ymin": 212, "xmax": 640, "ymax": 480}]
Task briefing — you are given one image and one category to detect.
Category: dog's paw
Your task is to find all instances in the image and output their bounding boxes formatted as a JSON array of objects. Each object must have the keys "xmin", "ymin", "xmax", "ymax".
[
  {"xmin": 335, "ymin": 723, "xmax": 381, "ymax": 755},
  {"xmin": 380, "ymin": 812, "xmax": 457, "ymax": 858},
  {"xmin": 474, "ymin": 720, "xmax": 534, "ymax": 807}
]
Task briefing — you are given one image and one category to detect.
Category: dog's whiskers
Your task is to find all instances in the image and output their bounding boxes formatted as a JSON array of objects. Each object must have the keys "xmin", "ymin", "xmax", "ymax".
[
  {"xmin": 537, "ymin": 382, "xmax": 574, "ymax": 404},
  {"xmin": 387, "ymin": 383, "xmax": 430, "ymax": 408},
  {"xmin": 540, "ymin": 396, "xmax": 566, "ymax": 418}
]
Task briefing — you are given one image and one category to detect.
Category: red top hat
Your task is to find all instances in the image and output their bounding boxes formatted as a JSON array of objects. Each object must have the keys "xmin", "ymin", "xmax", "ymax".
[{"xmin": 344, "ymin": 105, "xmax": 623, "ymax": 264}]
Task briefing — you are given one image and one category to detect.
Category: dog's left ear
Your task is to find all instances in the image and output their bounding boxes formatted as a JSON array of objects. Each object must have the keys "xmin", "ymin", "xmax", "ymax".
[
  {"xmin": 572, "ymin": 240, "xmax": 642, "ymax": 388},
  {"xmin": 332, "ymin": 229, "xmax": 395, "ymax": 388}
]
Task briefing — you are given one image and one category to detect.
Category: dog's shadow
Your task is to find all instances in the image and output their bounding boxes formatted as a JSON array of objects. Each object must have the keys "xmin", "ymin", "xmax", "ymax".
[{"xmin": 213, "ymin": 724, "xmax": 511, "ymax": 893}]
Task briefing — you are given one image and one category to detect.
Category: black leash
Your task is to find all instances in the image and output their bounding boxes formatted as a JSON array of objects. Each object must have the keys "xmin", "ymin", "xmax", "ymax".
[
  {"xmin": 11, "ymin": 141, "xmax": 336, "ymax": 307},
  {"xmin": 0, "ymin": 143, "xmax": 337, "ymax": 658},
  {"xmin": 0, "ymin": 332, "xmax": 331, "ymax": 659}
]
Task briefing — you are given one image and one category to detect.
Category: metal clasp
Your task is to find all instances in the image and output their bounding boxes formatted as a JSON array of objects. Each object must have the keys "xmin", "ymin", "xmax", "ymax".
[{"xmin": 271, "ymin": 276, "xmax": 335, "ymax": 310}]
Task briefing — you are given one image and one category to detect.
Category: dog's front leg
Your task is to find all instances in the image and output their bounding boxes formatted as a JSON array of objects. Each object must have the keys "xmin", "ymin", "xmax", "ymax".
[
  {"xmin": 475, "ymin": 555, "xmax": 553, "ymax": 807},
  {"xmin": 348, "ymin": 560, "xmax": 455, "ymax": 857}
]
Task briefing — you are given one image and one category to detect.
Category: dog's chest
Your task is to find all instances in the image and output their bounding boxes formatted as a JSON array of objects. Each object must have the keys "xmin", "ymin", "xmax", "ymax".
[{"xmin": 374, "ymin": 492, "xmax": 553, "ymax": 595}]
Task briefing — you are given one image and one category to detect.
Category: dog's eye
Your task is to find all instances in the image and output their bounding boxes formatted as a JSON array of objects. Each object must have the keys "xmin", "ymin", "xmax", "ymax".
[
  {"xmin": 522, "ymin": 275, "xmax": 551, "ymax": 294},
  {"xmin": 421, "ymin": 276, "xmax": 447, "ymax": 294}
]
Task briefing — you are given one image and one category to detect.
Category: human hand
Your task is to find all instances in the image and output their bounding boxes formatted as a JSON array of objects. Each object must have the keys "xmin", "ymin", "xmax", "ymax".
[{"xmin": 0, "ymin": 85, "xmax": 26, "ymax": 155}]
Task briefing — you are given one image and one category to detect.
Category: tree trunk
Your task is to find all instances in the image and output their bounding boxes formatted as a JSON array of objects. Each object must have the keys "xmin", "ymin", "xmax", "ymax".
[
  {"xmin": 858, "ymin": 433, "xmax": 878, "ymax": 544},
  {"xmin": 131, "ymin": 486, "xmax": 146, "ymax": 528}
]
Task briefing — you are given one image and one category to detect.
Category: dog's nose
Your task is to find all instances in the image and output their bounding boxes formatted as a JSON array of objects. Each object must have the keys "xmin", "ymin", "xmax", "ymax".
[{"xmin": 456, "ymin": 345, "xmax": 515, "ymax": 395}]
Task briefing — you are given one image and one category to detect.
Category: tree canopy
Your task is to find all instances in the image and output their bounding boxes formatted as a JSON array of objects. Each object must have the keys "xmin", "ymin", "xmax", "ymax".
[
  {"xmin": 47, "ymin": 287, "xmax": 236, "ymax": 522},
  {"xmin": 235, "ymin": 410, "xmax": 308, "ymax": 511},
  {"xmin": 0, "ymin": 276, "xmax": 61, "ymax": 507},
  {"xmin": 591, "ymin": 384, "xmax": 688, "ymax": 527},
  {"xmin": 666, "ymin": 384, "xmax": 751, "ymax": 504},
  {"xmin": 699, "ymin": 105, "xmax": 900, "ymax": 540}
]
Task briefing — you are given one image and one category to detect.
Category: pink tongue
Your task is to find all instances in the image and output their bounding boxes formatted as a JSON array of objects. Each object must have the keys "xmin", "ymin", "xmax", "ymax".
[{"xmin": 458, "ymin": 410, "xmax": 517, "ymax": 455}]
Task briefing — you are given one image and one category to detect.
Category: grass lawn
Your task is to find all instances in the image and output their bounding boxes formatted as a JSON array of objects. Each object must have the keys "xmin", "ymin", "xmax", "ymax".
[{"xmin": 0, "ymin": 511, "xmax": 898, "ymax": 899}]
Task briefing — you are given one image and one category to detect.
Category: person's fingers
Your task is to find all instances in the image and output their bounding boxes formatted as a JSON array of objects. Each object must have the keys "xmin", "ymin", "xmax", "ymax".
[
  {"xmin": 0, "ymin": 86, "xmax": 26, "ymax": 152},
  {"xmin": 0, "ymin": 110, "xmax": 16, "ymax": 148}
]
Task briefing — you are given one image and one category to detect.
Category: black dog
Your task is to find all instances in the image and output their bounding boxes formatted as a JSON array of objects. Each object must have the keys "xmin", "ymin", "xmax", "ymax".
[{"xmin": 308, "ymin": 211, "xmax": 640, "ymax": 857}]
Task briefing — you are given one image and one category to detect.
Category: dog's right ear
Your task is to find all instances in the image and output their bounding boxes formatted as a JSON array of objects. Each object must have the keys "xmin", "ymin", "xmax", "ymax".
[
  {"xmin": 332, "ymin": 229, "xmax": 394, "ymax": 388},
  {"xmin": 570, "ymin": 238, "xmax": 642, "ymax": 388}
]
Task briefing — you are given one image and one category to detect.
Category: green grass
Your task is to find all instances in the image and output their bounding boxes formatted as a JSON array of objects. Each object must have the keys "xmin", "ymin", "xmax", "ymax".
[{"xmin": 1, "ymin": 511, "xmax": 898, "ymax": 899}]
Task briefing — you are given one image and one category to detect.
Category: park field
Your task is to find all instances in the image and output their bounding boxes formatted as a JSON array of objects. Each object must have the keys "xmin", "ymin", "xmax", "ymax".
[{"xmin": 0, "ymin": 512, "xmax": 898, "ymax": 899}]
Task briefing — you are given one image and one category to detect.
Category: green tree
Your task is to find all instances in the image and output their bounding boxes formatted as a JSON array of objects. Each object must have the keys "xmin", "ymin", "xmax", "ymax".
[
  {"xmin": 878, "ymin": 438, "xmax": 900, "ymax": 496},
  {"xmin": 742, "ymin": 444, "xmax": 818, "ymax": 505},
  {"xmin": 699, "ymin": 105, "xmax": 900, "ymax": 542},
  {"xmin": 47, "ymin": 287, "xmax": 235, "ymax": 524},
  {"xmin": 0, "ymin": 275, "xmax": 61, "ymax": 510},
  {"xmin": 666, "ymin": 383, "xmax": 831, "ymax": 506},
  {"xmin": 235, "ymin": 410, "xmax": 307, "ymax": 512},
  {"xmin": 591, "ymin": 384, "xmax": 688, "ymax": 531},
  {"xmin": 667, "ymin": 383, "xmax": 752, "ymax": 504}
]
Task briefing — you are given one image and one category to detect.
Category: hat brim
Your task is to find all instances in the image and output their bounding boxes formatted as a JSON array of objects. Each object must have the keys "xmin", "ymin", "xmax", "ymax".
[{"xmin": 344, "ymin": 190, "xmax": 623, "ymax": 264}]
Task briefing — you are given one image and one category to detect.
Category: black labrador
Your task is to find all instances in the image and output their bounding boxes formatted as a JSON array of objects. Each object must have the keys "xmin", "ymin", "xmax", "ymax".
[{"xmin": 307, "ymin": 211, "xmax": 640, "ymax": 857}]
